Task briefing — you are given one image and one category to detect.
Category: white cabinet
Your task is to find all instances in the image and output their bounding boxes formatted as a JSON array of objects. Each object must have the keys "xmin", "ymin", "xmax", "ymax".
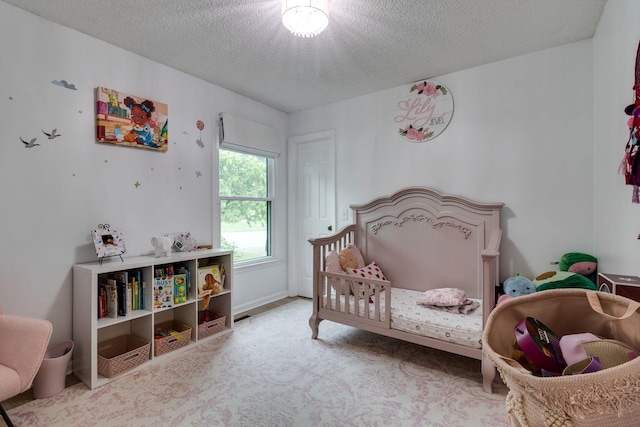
[{"xmin": 73, "ymin": 249, "xmax": 233, "ymax": 389}]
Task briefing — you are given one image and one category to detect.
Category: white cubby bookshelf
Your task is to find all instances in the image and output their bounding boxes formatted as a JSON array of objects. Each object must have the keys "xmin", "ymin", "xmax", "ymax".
[{"xmin": 72, "ymin": 249, "xmax": 233, "ymax": 389}]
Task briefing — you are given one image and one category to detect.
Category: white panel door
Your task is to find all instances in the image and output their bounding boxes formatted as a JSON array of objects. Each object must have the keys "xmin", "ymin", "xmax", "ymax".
[{"xmin": 295, "ymin": 134, "xmax": 335, "ymax": 298}]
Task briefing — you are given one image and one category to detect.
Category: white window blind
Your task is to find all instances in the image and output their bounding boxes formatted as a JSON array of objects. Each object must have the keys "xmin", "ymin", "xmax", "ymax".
[{"xmin": 218, "ymin": 112, "xmax": 280, "ymax": 157}]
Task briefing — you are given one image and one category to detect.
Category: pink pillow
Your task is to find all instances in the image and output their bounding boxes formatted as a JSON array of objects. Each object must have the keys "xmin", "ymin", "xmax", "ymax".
[
  {"xmin": 417, "ymin": 288, "xmax": 467, "ymax": 307},
  {"xmin": 325, "ymin": 250, "xmax": 348, "ymax": 294},
  {"xmin": 346, "ymin": 261, "xmax": 387, "ymax": 296},
  {"xmin": 339, "ymin": 244, "xmax": 365, "ymax": 270}
]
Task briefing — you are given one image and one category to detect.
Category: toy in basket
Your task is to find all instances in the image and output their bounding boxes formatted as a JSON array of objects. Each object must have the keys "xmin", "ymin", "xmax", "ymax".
[
  {"xmin": 483, "ymin": 289, "xmax": 640, "ymax": 426},
  {"xmin": 153, "ymin": 320, "xmax": 192, "ymax": 356},
  {"xmin": 198, "ymin": 310, "xmax": 227, "ymax": 339}
]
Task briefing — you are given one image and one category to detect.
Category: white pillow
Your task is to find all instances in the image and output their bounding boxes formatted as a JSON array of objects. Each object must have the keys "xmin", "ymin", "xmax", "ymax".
[{"xmin": 417, "ymin": 288, "xmax": 467, "ymax": 307}]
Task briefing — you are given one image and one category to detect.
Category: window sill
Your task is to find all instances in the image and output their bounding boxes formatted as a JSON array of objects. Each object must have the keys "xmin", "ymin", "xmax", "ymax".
[{"xmin": 233, "ymin": 256, "xmax": 282, "ymax": 272}]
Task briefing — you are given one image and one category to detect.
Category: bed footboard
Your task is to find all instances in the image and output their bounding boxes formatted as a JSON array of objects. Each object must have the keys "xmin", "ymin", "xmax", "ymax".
[{"xmin": 318, "ymin": 272, "xmax": 391, "ymax": 331}]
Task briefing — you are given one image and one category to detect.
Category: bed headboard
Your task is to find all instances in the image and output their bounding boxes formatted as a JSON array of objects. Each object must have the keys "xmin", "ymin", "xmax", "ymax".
[{"xmin": 352, "ymin": 187, "xmax": 504, "ymax": 300}]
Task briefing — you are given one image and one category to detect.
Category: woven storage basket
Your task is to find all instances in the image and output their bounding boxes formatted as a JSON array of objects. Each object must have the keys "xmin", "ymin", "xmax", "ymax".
[
  {"xmin": 198, "ymin": 311, "xmax": 226, "ymax": 339},
  {"xmin": 483, "ymin": 289, "xmax": 640, "ymax": 427},
  {"xmin": 154, "ymin": 320, "xmax": 192, "ymax": 356},
  {"xmin": 97, "ymin": 335, "xmax": 150, "ymax": 378}
]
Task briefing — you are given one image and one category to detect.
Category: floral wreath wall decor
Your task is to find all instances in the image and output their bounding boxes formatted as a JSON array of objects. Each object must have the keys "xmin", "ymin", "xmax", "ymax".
[{"xmin": 394, "ymin": 80, "xmax": 454, "ymax": 143}]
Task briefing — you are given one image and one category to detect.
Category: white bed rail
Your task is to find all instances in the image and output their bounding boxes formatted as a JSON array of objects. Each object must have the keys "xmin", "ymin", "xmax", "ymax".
[
  {"xmin": 309, "ymin": 225, "xmax": 391, "ymax": 337},
  {"xmin": 318, "ymin": 271, "xmax": 391, "ymax": 327}
]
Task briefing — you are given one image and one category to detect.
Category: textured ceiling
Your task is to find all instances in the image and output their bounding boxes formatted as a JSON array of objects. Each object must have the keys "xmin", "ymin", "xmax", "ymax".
[{"xmin": 3, "ymin": 0, "xmax": 607, "ymax": 113}]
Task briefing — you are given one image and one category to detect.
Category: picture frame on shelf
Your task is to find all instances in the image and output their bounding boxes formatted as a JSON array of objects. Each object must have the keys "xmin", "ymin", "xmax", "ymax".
[{"xmin": 91, "ymin": 224, "xmax": 126, "ymax": 261}]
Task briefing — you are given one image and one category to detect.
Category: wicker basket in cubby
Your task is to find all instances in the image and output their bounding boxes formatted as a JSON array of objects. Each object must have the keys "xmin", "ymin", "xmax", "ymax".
[
  {"xmin": 154, "ymin": 320, "xmax": 192, "ymax": 356},
  {"xmin": 97, "ymin": 335, "xmax": 150, "ymax": 378},
  {"xmin": 198, "ymin": 311, "xmax": 227, "ymax": 339}
]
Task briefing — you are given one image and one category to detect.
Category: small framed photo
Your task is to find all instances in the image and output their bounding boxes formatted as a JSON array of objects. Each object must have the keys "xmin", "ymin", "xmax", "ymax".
[{"xmin": 91, "ymin": 224, "xmax": 126, "ymax": 259}]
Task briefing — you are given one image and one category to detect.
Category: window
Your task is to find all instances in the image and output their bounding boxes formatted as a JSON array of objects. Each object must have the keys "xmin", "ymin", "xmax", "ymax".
[{"xmin": 219, "ymin": 149, "xmax": 273, "ymax": 263}]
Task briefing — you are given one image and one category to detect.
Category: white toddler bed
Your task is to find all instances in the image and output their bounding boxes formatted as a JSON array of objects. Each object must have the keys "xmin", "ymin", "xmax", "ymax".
[{"xmin": 308, "ymin": 187, "xmax": 503, "ymax": 393}]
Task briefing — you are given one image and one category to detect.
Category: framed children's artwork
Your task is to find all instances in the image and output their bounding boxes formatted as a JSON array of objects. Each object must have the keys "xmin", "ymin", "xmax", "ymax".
[
  {"xmin": 91, "ymin": 224, "xmax": 127, "ymax": 261},
  {"xmin": 95, "ymin": 86, "xmax": 169, "ymax": 152}
]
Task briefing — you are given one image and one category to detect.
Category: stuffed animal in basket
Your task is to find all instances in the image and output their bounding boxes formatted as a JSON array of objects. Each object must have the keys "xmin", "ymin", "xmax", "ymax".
[{"xmin": 497, "ymin": 274, "xmax": 535, "ymax": 305}]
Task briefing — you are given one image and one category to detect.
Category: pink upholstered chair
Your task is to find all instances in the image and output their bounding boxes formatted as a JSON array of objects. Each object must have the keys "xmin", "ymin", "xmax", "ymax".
[{"xmin": 0, "ymin": 305, "xmax": 52, "ymax": 427}]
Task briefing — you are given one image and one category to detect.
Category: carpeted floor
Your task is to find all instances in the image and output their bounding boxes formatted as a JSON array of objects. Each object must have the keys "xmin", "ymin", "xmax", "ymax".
[{"xmin": 6, "ymin": 299, "xmax": 509, "ymax": 426}]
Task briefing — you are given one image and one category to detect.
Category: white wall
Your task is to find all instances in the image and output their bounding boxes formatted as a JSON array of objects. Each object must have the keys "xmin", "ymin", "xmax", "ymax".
[
  {"xmin": 0, "ymin": 2, "xmax": 289, "ymax": 345},
  {"xmin": 3, "ymin": 0, "xmax": 638, "ymax": 347},
  {"xmin": 593, "ymin": 0, "xmax": 640, "ymax": 275},
  {"xmin": 289, "ymin": 40, "xmax": 595, "ymax": 281}
]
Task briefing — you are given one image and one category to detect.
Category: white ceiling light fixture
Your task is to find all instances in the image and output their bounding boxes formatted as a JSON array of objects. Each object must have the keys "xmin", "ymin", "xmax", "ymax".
[{"xmin": 282, "ymin": 0, "xmax": 329, "ymax": 38}]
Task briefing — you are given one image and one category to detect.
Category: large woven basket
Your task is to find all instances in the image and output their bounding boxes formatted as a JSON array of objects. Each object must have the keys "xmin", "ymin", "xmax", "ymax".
[
  {"xmin": 154, "ymin": 320, "xmax": 192, "ymax": 356},
  {"xmin": 198, "ymin": 310, "xmax": 226, "ymax": 339},
  {"xmin": 483, "ymin": 289, "xmax": 640, "ymax": 426},
  {"xmin": 97, "ymin": 335, "xmax": 150, "ymax": 378}
]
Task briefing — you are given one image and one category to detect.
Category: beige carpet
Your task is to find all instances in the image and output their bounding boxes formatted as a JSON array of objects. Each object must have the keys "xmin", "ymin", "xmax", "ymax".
[{"xmin": 8, "ymin": 299, "xmax": 509, "ymax": 426}]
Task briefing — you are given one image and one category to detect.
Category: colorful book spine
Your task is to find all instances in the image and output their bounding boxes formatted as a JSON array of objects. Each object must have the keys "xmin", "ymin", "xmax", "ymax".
[
  {"xmin": 173, "ymin": 273, "xmax": 187, "ymax": 304},
  {"xmin": 106, "ymin": 279, "xmax": 118, "ymax": 318},
  {"xmin": 141, "ymin": 281, "xmax": 146, "ymax": 310},
  {"xmin": 98, "ymin": 285, "xmax": 106, "ymax": 319},
  {"xmin": 132, "ymin": 269, "xmax": 143, "ymax": 310},
  {"xmin": 127, "ymin": 281, "xmax": 133, "ymax": 314},
  {"xmin": 110, "ymin": 272, "xmax": 128, "ymax": 316}
]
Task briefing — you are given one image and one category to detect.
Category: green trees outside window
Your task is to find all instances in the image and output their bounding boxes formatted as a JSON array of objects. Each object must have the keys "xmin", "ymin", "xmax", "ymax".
[{"xmin": 219, "ymin": 150, "xmax": 272, "ymax": 262}]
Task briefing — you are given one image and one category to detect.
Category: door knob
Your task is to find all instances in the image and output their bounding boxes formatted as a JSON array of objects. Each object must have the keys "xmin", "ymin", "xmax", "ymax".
[{"xmin": 327, "ymin": 225, "xmax": 333, "ymax": 231}]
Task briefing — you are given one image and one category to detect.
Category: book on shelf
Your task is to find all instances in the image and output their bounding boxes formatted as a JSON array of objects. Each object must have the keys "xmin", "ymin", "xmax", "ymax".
[
  {"xmin": 98, "ymin": 284, "xmax": 106, "ymax": 318},
  {"xmin": 141, "ymin": 281, "xmax": 147, "ymax": 310},
  {"xmin": 176, "ymin": 264, "xmax": 191, "ymax": 297},
  {"xmin": 106, "ymin": 281, "xmax": 117, "ymax": 318},
  {"xmin": 127, "ymin": 280, "xmax": 133, "ymax": 313},
  {"xmin": 130, "ymin": 268, "xmax": 144, "ymax": 310},
  {"xmin": 110, "ymin": 271, "xmax": 128, "ymax": 316},
  {"xmin": 153, "ymin": 275, "xmax": 174, "ymax": 310},
  {"xmin": 173, "ymin": 273, "xmax": 188, "ymax": 304},
  {"xmin": 132, "ymin": 276, "xmax": 139, "ymax": 310},
  {"xmin": 99, "ymin": 277, "xmax": 118, "ymax": 319},
  {"xmin": 197, "ymin": 264, "xmax": 225, "ymax": 297},
  {"xmin": 127, "ymin": 268, "xmax": 142, "ymax": 311}
]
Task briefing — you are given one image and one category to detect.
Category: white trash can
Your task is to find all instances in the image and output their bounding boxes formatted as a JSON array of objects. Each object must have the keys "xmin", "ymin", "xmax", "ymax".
[{"xmin": 32, "ymin": 340, "xmax": 74, "ymax": 399}]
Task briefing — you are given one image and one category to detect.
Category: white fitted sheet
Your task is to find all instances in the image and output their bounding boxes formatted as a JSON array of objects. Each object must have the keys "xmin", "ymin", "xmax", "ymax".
[{"xmin": 326, "ymin": 287, "xmax": 483, "ymax": 349}]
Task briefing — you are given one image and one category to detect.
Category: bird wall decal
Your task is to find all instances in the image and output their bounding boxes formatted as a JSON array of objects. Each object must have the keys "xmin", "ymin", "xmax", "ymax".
[
  {"xmin": 20, "ymin": 137, "xmax": 39, "ymax": 148},
  {"xmin": 42, "ymin": 128, "xmax": 61, "ymax": 139}
]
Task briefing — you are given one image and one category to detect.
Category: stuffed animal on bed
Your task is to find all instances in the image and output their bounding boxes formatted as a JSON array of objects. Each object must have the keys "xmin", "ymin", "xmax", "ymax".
[
  {"xmin": 497, "ymin": 274, "xmax": 535, "ymax": 304},
  {"xmin": 339, "ymin": 244, "xmax": 365, "ymax": 270},
  {"xmin": 559, "ymin": 252, "xmax": 598, "ymax": 283},
  {"xmin": 533, "ymin": 270, "xmax": 597, "ymax": 292}
]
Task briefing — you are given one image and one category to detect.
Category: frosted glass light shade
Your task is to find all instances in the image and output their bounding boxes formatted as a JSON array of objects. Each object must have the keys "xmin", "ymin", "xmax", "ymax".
[{"xmin": 282, "ymin": 0, "xmax": 329, "ymax": 38}]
